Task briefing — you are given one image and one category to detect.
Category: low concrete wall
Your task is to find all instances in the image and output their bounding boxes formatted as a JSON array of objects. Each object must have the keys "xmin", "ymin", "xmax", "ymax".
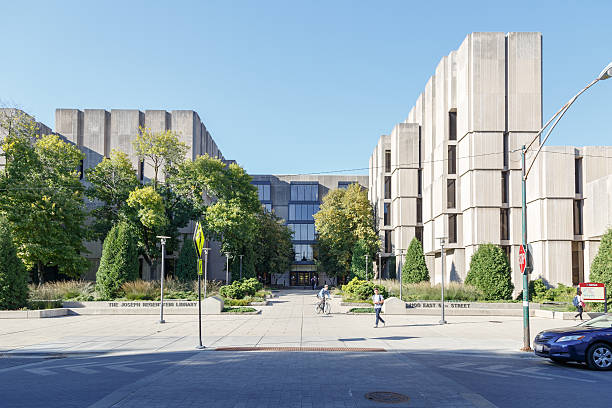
[
  {"xmin": 63, "ymin": 300, "xmax": 241, "ymax": 315},
  {"xmin": 0, "ymin": 308, "xmax": 68, "ymax": 319},
  {"xmin": 534, "ymin": 309, "xmax": 604, "ymax": 320}
]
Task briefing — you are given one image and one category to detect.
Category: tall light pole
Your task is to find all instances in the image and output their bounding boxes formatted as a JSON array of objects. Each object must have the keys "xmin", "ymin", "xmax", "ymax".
[
  {"xmin": 397, "ymin": 249, "xmax": 404, "ymax": 300},
  {"xmin": 224, "ymin": 252, "xmax": 231, "ymax": 284},
  {"xmin": 438, "ymin": 236, "xmax": 448, "ymax": 325},
  {"xmin": 239, "ymin": 254, "xmax": 244, "ymax": 280},
  {"xmin": 518, "ymin": 62, "xmax": 611, "ymax": 352},
  {"xmin": 365, "ymin": 254, "xmax": 369, "ymax": 281},
  {"xmin": 156, "ymin": 236, "xmax": 170, "ymax": 324},
  {"xmin": 197, "ymin": 246, "xmax": 210, "ymax": 350}
]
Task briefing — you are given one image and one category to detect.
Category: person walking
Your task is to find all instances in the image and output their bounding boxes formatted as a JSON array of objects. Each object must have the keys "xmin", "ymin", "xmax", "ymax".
[
  {"xmin": 373, "ymin": 288, "xmax": 385, "ymax": 328},
  {"xmin": 311, "ymin": 276, "xmax": 316, "ymax": 290},
  {"xmin": 574, "ymin": 289, "xmax": 585, "ymax": 320}
]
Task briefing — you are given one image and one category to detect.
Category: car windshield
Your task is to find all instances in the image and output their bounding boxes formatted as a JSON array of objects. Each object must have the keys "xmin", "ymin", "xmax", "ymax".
[{"xmin": 577, "ymin": 314, "xmax": 612, "ymax": 328}]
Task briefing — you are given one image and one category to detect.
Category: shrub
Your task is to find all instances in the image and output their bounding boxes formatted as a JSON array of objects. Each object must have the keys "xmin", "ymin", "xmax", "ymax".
[
  {"xmin": 121, "ymin": 280, "xmax": 158, "ymax": 300},
  {"xmin": 403, "ymin": 237, "xmax": 430, "ymax": 283},
  {"xmin": 0, "ymin": 218, "xmax": 28, "ymax": 310},
  {"xmin": 29, "ymin": 281, "xmax": 95, "ymax": 301},
  {"xmin": 590, "ymin": 228, "xmax": 612, "ymax": 300},
  {"xmin": 465, "ymin": 244, "xmax": 514, "ymax": 300},
  {"xmin": 222, "ymin": 306, "xmax": 256, "ymax": 313},
  {"xmin": 175, "ymin": 239, "xmax": 198, "ymax": 282},
  {"xmin": 341, "ymin": 277, "xmax": 388, "ymax": 301},
  {"xmin": 96, "ymin": 222, "xmax": 139, "ymax": 300},
  {"xmin": 219, "ymin": 281, "xmax": 246, "ymax": 299}
]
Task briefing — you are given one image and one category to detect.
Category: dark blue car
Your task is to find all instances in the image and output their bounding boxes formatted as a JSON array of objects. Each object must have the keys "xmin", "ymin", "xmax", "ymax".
[{"xmin": 534, "ymin": 314, "xmax": 612, "ymax": 370}]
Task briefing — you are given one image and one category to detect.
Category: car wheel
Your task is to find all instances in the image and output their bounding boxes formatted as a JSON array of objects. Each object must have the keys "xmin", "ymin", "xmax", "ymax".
[{"xmin": 587, "ymin": 343, "xmax": 612, "ymax": 371}]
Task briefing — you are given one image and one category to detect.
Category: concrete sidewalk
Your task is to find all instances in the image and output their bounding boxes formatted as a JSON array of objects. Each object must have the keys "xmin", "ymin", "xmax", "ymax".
[{"xmin": 1, "ymin": 290, "xmax": 571, "ymax": 356}]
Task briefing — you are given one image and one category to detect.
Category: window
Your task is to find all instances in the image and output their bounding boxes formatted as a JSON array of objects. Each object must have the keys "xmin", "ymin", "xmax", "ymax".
[
  {"xmin": 338, "ymin": 181, "xmax": 354, "ymax": 190},
  {"xmin": 449, "ymin": 111, "xmax": 457, "ymax": 140},
  {"xmin": 448, "ymin": 145, "xmax": 456, "ymax": 174},
  {"xmin": 263, "ymin": 203, "xmax": 272, "ymax": 212},
  {"xmin": 501, "ymin": 171, "xmax": 509, "ymax": 204},
  {"xmin": 503, "ymin": 132, "xmax": 509, "ymax": 168},
  {"xmin": 384, "ymin": 230, "xmax": 392, "ymax": 253},
  {"xmin": 384, "ymin": 176, "xmax": 391, "ymax": 199},
  {"xmin": 385, "ymin": 150, "xmax": 391, "ymax": 173},
  {"xmin": 500, "ymin": 208, "xmax": 509, "ymax": 240},
  {"xmin": 448, "ymin": 214, "xmax": 457, "ymax": 244},
  {"xmin": 288, "ymin": 204, "xmax": 319, "ymax": 221},
  {"xmin": 290, "ymin": 183, "xmax": 318, "ymax": 201},
  {"xmin": 573, "ymin": 200, "xmax": 583, "ymax": 235},
  {"xmin": 575, "ymin": 158, "xmax": 583, "ymax": 194},
  {"xmin": 256, "ymin": 184, "xmax": 270, "ymax": 201},
  {"xmin": 501, "ymin": 245, "xmax": 511, "ymax": 263},
  {"xmin": 416, "ymin": 198, "xmax": 422, "ymax": 223},
  {"xmin": 418, "ymin": 169, "xmax": 422, "ymax": 195},
  {"xmin": 139, "ymin": 160, "xmax": 145, "ymax": 182},
  {"xmin": 572, "ymin": 241, "xmax": 584, "ymax": 285},
  {"xmin": 384, "ymin": 203, "xmax": 391, "ymax": 226},
  {"xmin": 447, "ymin": 179, "xmax": 456, "ymax": 209},
  {"xmin": 79, "ymin": 159, "xmax": 84, "ymax": 180},
  {"xmin": 293, "ymin": 244, "xmax": 314, "ymax": 261},
  {"xmin": 288, "ymin": 224, "xmax": 316, "ymax": 241},
  {"xmin": 416, "ymin": 227, "xmax": 423, "ymax": 243}
]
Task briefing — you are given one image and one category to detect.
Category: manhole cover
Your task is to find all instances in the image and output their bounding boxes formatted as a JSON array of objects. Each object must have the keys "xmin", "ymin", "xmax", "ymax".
[{"xmin": 365, "ymin": 392, "xmax": 409, "ymax": 404}]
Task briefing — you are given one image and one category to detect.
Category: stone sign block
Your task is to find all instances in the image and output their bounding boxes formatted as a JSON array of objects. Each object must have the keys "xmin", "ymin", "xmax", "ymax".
[
  {"xmin": 382, "ymin": 297, "xmax": 406, "ymax": 315},
  {"xmin": 203, "ymin": 296, "xmax": 224, "ymax": 314}
]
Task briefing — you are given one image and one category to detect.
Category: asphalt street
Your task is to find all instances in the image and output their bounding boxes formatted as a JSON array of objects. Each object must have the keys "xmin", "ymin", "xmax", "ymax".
[{"xmin": 1, "ymin": 290, "xmax": 609, "ymax": 407}]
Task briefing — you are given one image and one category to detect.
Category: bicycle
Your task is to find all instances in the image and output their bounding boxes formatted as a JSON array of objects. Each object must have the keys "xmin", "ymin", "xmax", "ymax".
[{"xmin": 315, "ymin": 297, "xmax": 331, "ymax": 314}]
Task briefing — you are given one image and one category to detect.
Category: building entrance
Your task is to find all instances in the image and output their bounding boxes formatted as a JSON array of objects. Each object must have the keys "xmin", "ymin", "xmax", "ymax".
[{"xmin": 290, "ymin": 271, "xmax": 312, "ymax": 286}]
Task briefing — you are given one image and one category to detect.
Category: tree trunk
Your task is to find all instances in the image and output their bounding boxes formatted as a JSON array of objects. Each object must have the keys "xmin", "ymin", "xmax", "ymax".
[{"xmin": 37, "ymin": 261, "xmax": 44, "ymax": 285}]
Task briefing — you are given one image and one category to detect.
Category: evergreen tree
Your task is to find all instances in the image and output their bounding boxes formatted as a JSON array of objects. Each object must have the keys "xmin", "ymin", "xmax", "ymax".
[
  {"xmin": 0, "ymin": 218, "xmax": 28, "ymax": 310},
  {"xmin": 175, "ymin": 238, "xmax": 198, "ymax": 282},
  {"xmin": 589, "ymin": 228, "xmax": 612, "ymax": 302},
  {"xmin": 403, "ymin": 237, "xmax": 430, "ymax": 283},
  {"xmin": 465, "ymin": 243, "xmax": 514, "ymax": 300},
  {"xmin": 96, "ymin": 222, "xmax": 139, "ymax": 300}
]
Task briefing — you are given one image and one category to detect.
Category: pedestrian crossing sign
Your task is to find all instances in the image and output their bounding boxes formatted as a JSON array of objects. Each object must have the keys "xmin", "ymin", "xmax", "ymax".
[{"xmin": 193, "ymin": 221, "xmax": 205, "ymax": 258}]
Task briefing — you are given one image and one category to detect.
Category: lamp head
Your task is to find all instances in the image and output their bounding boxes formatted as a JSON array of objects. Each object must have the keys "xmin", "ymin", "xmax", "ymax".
[{"xmin": 597, "ymin": 62, "xmax": 612, "ymax": 80}]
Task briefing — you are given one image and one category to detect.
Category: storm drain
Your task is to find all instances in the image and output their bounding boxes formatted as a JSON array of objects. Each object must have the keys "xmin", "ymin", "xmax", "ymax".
[
  {"xmin": 365, "ymin": 392, "xmax": 410, "ymax": 404},
  {"xmin": 215, "ymin": 346, "xmax": 386, "ymax": 352}
]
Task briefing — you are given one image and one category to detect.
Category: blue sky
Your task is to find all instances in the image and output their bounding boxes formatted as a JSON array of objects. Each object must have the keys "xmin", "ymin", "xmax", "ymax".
[{"xmin": 1, "ymin": 1, "xmax": 610, "ymax": 175}]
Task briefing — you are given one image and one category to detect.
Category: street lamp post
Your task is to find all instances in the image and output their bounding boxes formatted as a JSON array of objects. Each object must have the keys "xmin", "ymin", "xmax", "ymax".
[
  {"xmin": 518, "ymin": 62, "xmax": 611, "ymax": 352},
  {"xmin": 365, "ymin": 254, "xmax": 369, "ymax": 281},
  {"xmin": 239, "ymin": 255, "xmax": 244, "ymax": 280},
  {"xmin": 156, "ymin": 236, "xmax": 170, "ymax": 324},
  {"xmin": 197, "ymin": 246, "xmax": 211, "ymax": 350},
  {"xmin": 224, "ymin": 252, "xmax": 231, "ymax": 284},
  {"xmin": 438, "ymin": 236, "xmax": 448, "ymax": 325}
]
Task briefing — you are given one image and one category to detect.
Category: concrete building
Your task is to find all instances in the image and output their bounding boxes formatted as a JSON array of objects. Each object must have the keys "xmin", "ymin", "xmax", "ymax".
[
  {"xmin": 54, "ymin": 108, "xmax": 227, "ymax": 280},
  {"xmin": 251, "ymin": 174, "xmax": 368, "ymax": 287},
  {"xmin": 369, "ymin": 32, "xmax": 612, "ymax": 290}
]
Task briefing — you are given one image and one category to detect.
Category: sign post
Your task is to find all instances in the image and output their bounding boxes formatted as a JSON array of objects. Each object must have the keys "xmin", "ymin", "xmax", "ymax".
[
  {"xmin": 579, "ymin": 282, "xmax": 608, "ymax": 313},
  {"xmin": 193, "ymin": 222, "xmax": 209, "ymax": 350}
]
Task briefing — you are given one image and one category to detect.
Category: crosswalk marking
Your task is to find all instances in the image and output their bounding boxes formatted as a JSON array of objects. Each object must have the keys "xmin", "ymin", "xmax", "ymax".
[
  {"xmin": 65, "ymin": 366, "xmax": 98, "ymax": 374},
  {"xmin": 19, "ymin": 359, "xmax": 170, "ymax": 376}
]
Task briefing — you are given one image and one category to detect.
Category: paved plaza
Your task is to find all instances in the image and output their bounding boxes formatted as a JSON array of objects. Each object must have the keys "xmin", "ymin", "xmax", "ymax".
[{"xmin": 1, "ymin": 290, "xmax": 609, "ymax": 407}]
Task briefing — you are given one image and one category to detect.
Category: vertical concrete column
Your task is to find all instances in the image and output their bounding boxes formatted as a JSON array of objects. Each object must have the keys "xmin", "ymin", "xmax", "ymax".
[{"xmin": 55, "ymin": 109, "xmax": 83, "ymax": 146}]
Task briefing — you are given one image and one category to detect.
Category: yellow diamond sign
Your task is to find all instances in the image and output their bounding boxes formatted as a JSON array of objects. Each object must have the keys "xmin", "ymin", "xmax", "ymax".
[{"xmin": 193, "ymin": 221, "xmax": 205, "ymax": 258}]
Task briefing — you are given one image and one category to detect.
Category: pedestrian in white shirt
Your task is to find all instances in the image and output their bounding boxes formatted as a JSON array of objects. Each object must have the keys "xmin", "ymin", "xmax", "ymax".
[{"xmin": 373, "ymin": 288, "xmax": 385, "ymax": 328}]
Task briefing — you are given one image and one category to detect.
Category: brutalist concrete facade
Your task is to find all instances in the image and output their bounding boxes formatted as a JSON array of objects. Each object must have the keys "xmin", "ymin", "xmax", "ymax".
[
  {"xmin": 251, "ymin": 174, "xmax": 369, "ymax": 287},
  {"xmin": 54, "ymin": 108, "xmax": 226, "ymax": 281},
  {"xmin": 369, "ymin": 32, "xmax": 612, "ymax": 290}
]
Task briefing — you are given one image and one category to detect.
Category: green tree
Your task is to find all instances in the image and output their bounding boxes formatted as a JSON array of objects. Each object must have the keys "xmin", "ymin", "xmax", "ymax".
[
  {"xmin": 0, "ymin": 113, "xmax": 89, "ymax": 282},
  {"xmin": 125, "ymin": 186, "xmax": 168, "ymax": 276},
  {"xmin": 589, "ymin": 228, "xmax": 612, "ymax": 302},
  {"xmin": 85, "ymin": 150, "xmax": 139, "ymax": 241},
  {"xmin": 132, "ymin": 127, "xmax": 188, "ymax": 190},
  {"xmin": 252, "ymin": 210, "xmax": 293, "ymax": 281},
  {"xmin": 403, "ymin": 237, "xmax": 430, "ymax": 283},
  {"xmin": 0, "ymin": 217, "xmax": 28, "ymax": 310},
  {"xmin": 175, "ymin": 238, "xmax": 198, "ymax": 282},
  {"xmin": 314, "ymin": 184, "xmax": 379, "ymax": 280},
  {"xmin": 350, "ymin": 239, "xmax": 372, "ymax": 280},
  {"xmin": 96, "ymin": 221, "xmax": 139, "ymax": 300},
  {"xmin": 465, "ymin": 243, "xmax": 514, "ymax": 300}
]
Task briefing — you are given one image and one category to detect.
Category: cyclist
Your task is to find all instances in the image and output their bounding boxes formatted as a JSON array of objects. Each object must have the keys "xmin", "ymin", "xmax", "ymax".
[{"xmin": 317, "ymin": 284, "xmax": 331, "ymax": 312}]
